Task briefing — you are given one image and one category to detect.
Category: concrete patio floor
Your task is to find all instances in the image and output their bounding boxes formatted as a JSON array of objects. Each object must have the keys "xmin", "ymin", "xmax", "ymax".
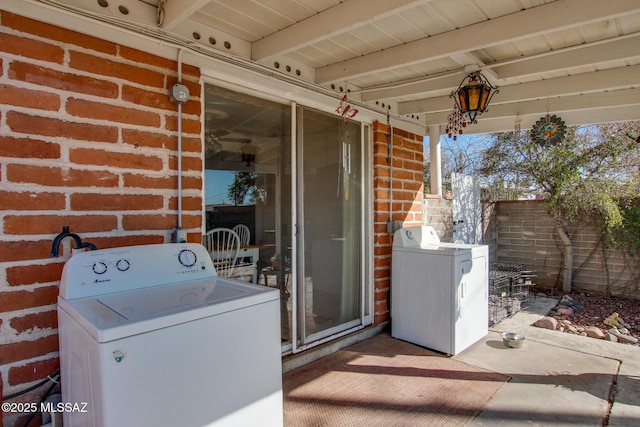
[
  {"xmin": 283, "ymin": 296, "xmax": 640, "ymax": 426},
  {"xmin": 458, "ymin": 296, "xmax": 640, "ymax": 426}
]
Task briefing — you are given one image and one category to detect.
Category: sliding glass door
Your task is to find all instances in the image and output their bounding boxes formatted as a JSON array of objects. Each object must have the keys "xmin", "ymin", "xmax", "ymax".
[
  {"xmin": 204, "ymin": 84, "xmax": 364, "ymax": 351},
  {"xmin": 203, "ymin": 84, "xmax": 293, "ymax": 342},
  {"xmin": 296, "ymin": 106, "xmax": 363, "ymax": 345}
]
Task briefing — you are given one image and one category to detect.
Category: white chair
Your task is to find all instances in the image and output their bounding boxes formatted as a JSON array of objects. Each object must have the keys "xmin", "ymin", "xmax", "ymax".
[
  {"xmin": 203, "ymin": 228, "xmax": 240, "ymax": 277},
  {"xmin": 232, "ymin": 224, "xmax": 251, "ymax": 246}
]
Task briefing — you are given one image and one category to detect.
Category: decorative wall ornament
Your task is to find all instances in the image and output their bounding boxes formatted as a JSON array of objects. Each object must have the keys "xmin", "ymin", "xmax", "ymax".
[
  {"xmin": 336, "ymin": 95, "xmax": 359, "ymax": 123},
  {"xmin": 531, "ymin": 114, "xmax": 567, "ymax": 146},
  {"xmin": 445, "ymin": 104, "xmax": 466, "ymax": 140}
]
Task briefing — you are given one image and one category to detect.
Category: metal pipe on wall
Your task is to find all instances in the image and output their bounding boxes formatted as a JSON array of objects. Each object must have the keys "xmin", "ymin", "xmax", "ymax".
[
  {"xmin": 177, "ymin": 49, "xmax": 184, "ymax": 230},
  {"xmin": 170, "ymin": 48, "xmax": 190, "ymax": 242},
  {"xmin": 387, "ymin": 112, "xmax": 394, "ymax": 233},
  {"xmin": 428, "ymin": 125, "xmax": 442, "ymax": 198}
]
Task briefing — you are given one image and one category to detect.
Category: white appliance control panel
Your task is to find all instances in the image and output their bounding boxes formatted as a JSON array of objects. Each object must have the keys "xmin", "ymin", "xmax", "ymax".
[
  {"xmin": 393, "ymin": 226, "xmax": 441, "ymax": 247},
  {"xmin": 59, "ymin": 243, "xmax": 216, "ymax": 300}
]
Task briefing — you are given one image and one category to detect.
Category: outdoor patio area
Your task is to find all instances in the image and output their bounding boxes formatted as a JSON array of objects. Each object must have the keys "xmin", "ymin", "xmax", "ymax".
[{"xmin": 282, "ymin": 297, "xmax": 640, "ymax": 426}]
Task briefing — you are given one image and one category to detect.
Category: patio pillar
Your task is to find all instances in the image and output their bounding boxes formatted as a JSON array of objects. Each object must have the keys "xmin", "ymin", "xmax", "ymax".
[{"xmin": 428, "ymin": 125, "xmax": 442, "ymax": 197}]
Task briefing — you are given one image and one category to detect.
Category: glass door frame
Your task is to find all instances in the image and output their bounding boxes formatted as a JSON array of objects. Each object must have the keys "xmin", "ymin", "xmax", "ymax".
[
  {"xmin": 290, "ymin": 109, "xmax": 370, "ymax": 354},
  {"xmin": 200, "ymin": 74, "xmax": 372, "ymax": 355}
]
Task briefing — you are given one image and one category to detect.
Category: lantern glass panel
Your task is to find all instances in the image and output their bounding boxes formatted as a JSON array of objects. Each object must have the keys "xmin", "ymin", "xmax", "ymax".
[
  {"xmin": 480, "ymin": 87, "xmax": 491, "ymax": 111},
  {"xmin": 457, "ymin": 89, "xmax": 468, "ymax": 111},
  {"xmin": 467, "ymin": 80, "xmax": 484, "ymax": 111}
]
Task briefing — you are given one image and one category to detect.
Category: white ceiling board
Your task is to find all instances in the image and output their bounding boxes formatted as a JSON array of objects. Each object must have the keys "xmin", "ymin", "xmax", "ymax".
[
  {"xmin": 252, "ymin": 0, "xmax": 427, "ymax": 60},
  {"xmin": 191, "ymin": 3, "xmax": 266, "ymax": 41},
  {"xmin": 362, "ymin": 74, "xmax": 465, "ymax": 102},
  {"xmin": 161, "ymin": 0, "xmax": 209, "ymax": 30},
  {"xmin": 426, "ymin": 88, "xmax": 640, "ymax": 125},
  {"xmin": 466, "ymin": 104, "xmax": 640, "ymax": 134},
  {"xmin": 11, "ymin": 0, "xmax": 640, "ymax": 134},
  {"xmin": 492, "ymin": 35, "xmax": 640, "ymax": 79},
  {"xmin": 399, "ymin": 64, "xmax": 640, "ymax": 115},
  {"xmin": 315, "ymin": 0, "xmax": 640, "ymax": 84}
]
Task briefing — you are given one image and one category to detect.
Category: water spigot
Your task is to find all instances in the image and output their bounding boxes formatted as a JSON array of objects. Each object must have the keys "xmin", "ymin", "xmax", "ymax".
[{"xmin": 50, "ymin": 226, "xmax": 93, "ymax": 257}]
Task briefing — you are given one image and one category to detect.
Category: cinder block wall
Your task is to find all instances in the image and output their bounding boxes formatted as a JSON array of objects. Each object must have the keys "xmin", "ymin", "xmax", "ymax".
[
  {"xmin": 372, "ymin": 122, "xmax": 424, "ymax": 324},
  {"xmin": 489, "ymin": 200, "xmax": 640, "ymax": 297},
  {"xmin": 424, "ymin": 195, "xmax": 453, "ymax": 242},
  {"xmin": 0, "ymin": 11, "xmax": 202, "ymax": 424},
  {"xmin": 481, "ymin": 201, "xmax": 498, "ymax": 259}
]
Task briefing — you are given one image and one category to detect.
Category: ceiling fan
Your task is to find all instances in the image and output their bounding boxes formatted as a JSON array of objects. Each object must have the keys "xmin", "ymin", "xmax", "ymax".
[
  {"xmin": 205, "ymin": 130, "xmax": 259, "ymax": 166},
  {"xmin": 206, "ymin": 129, "xmax": 252, "ymax": 153}
]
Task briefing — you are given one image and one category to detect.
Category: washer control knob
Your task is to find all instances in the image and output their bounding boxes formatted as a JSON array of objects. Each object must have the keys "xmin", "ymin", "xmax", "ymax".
[
  {"xmin": 92, "ymin": 262, "xmax": 108, "ymax": 275},
  {"xmin": 178, "ymin": 249, "xmax": 197, "ymax": 267},
  {"xmin": 116, "ymin": 259, "xmax": 130, "ymax": 271}
]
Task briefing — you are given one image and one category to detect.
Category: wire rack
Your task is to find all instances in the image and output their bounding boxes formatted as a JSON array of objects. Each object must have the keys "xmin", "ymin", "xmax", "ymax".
[{"xmin": 488, "ymin": 263, "xmax": 536, "ymax": 326}]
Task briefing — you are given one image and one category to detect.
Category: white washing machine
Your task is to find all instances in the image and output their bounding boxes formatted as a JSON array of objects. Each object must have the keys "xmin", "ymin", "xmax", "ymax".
[
  {"xmin": 57, "ymin": 243, "xmax": 283, "ymax": 427},
  {"xmin": 391, "ymin": 226, "xmax": 489, "ymax": 355}
]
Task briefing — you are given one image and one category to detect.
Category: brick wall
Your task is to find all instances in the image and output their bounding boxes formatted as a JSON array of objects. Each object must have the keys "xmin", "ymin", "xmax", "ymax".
[
  {"xmin": 488, "ymin": 200, "xmax": 640, "ymax": 298},
  {"xmin": 372, "ymin": 121, "xmax": 424, "ymax": 324},
  {"xmin": 0, "ymin": 11, "xmax": 202, "ymax": 425},
  {"xmin": 0, "ymin": 9, "xmax": 428, "ymax": 425}
]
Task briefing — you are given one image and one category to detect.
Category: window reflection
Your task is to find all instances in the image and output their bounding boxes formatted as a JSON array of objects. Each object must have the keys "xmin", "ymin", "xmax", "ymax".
[{"xmin": 204, "ymin": 84, "xmax": 292, "ymax": 342}]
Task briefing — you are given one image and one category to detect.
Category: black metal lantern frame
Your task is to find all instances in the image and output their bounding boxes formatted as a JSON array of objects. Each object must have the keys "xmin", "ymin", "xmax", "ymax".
[{"xmin": 450, "ymin": 71, "xmax": 498, "ymax": 124}]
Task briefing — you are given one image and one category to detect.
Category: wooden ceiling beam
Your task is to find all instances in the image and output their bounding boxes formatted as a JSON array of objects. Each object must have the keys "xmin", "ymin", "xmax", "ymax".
[
  {"xmin": 252, "ymin": 0, "xmax": 430, "ymax": 61},
  {"xmin": 316, "ymin": 0, "xmax": 640, "ymax": 84}
]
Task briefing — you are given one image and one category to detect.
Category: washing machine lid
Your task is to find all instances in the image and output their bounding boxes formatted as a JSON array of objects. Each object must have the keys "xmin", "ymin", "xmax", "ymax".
[
  {"xmin": 97, "ymin": 278, "xmax": 248, "ymax": 321},
  {"xmin": 393, "ymin": 226, "xmax": 488, "ymax": 253},
  {"xmin": 58, "ymin": 276, "xmax": 279, "ymax": 342},
  {"xmin": 393, "ymin": 244, "xmax": 471, "ymax": 255},
  {"xmin": 437, "ymin": 241, "xmax": 486, "ymax": 249}
]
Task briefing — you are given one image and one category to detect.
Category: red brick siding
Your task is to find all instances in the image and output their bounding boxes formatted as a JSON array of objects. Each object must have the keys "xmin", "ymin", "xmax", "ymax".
[
  {"xmin": 0, "ymin": 11, "xmax": 426, "ymax": 422},
  {"xmin": 372, "ymin": 121, "xmax": 424, "ymax": 324},
  {"xmin": 0, "ymin": 11, "xmax": 202, "ymax": 416}
]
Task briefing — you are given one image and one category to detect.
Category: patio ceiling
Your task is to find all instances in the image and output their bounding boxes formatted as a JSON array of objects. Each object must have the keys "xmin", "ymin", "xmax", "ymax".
[{"xmin": 26, "ymin": 0, "xmax": 640, "ymax": 134}]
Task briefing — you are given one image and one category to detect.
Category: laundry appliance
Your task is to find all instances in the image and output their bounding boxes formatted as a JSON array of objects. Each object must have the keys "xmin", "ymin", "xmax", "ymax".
[
  {"xmin": 57, "ymin": 243, "xmax": 283, "ymax": 427},
  {"xmin": 391, "ymin": 226, "xmax": 488, "ymax": 355}
]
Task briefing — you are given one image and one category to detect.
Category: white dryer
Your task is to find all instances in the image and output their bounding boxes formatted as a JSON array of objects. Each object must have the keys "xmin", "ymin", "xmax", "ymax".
[
  {"xmin": 391, "ymin": 226, "xmax": 488, "ymax": 355},
  {"xmin": 57, "ymin": 243, "xmax": 283, "ymax": 427}
]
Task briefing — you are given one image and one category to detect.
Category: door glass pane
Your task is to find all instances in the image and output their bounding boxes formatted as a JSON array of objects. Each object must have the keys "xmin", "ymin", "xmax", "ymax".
[
  {"xmin": 299, "ymin": 107, "xmax": 362, "ymax": 341},
  {"xmin": 203, "ymin": 84, "xmax": 293, "ymax": 344}
]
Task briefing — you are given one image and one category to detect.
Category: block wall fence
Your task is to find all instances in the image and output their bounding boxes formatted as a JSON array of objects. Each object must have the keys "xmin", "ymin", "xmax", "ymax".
[
  {"xmin": 483, "ymin": 200, "xmax": 640, "ymax": 298},
  {"xmin": 0, "ymin": 10, "xmax": 427, "ymax": 426}
]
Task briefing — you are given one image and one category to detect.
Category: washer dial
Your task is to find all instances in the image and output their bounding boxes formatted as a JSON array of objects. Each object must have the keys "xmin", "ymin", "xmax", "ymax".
[
  {"xmin": 92, "ymin": 262, "xmax": 108, "ymax": 275},
  {"xmin": 178, "ymin": 249, "xmax": 197, "ymax": 267},
  {"xmin": 116, "ymin": 259, "xmax": 130, "ymax": 271}
]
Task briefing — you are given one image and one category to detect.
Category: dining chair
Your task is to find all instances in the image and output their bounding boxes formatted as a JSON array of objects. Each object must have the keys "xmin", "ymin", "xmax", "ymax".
[
  {"xmin": 232, "ymin": 224, "xmax": 251, "ymax": 246},
  {"xmin": 202, "ymin": 228, "xmax": 240, "ymax": 277}
]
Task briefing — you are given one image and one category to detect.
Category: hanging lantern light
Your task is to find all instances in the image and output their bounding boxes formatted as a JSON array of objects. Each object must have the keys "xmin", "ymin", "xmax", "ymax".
[
  {"xmin": 450, "ymin": 71, "xmax": 498, "ymax": 124},
  {"xmin": 240, "ymin": 141, "xmax": 259, "ymax": 166}
]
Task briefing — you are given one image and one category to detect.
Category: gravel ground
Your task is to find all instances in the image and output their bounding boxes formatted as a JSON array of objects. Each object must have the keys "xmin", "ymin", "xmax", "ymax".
[{"xmin": 534, "ymin": 288, "xmax": 640, "ymax": 339}]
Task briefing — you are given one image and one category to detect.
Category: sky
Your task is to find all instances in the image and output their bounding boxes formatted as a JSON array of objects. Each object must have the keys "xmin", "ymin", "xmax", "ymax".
[
  {"xmin": 423, "ymin": 133, "xmax": 482, "ymax": 157},
  {"xmin": 205, "ymin": 170, "xmax": 235, "ymax": 205}
]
